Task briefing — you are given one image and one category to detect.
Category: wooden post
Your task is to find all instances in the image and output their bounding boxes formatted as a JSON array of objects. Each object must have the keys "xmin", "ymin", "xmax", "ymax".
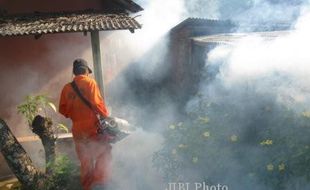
[{"xmin": 91, "ymin": 31, "xmax": 105, "ymax": 98}]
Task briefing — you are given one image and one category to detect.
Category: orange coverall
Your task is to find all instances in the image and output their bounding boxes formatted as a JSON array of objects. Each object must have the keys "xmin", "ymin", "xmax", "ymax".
[{"xmin": 59, "ymin": 75, "xmax": 111, "ymax": 190}]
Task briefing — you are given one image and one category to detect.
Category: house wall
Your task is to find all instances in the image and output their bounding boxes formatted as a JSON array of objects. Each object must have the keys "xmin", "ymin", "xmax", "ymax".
[
  {"xmin": 0, "ymin": 32, "xmax": 89, "ymax": 178},
  {"xmin": 0, "ymin": 0, "xmax": 124, "ymax": 136},
  {"xmin": 168, "ymin": 21, "xmax": 235, "ymax": 104},
  {"xmin": 0, "ymin": 33, "xmax": 90, "ymax": 133},
  {"xmin": 0, "ymin": 0, "xmax": 103, "ymax": 13},
  {"xmin": 0, "ymin": 1, "xmax": 116, "ymax": 178},
  {"xmin": 0, "ymin": 0, "xmax": 141, "ymax": 179}
]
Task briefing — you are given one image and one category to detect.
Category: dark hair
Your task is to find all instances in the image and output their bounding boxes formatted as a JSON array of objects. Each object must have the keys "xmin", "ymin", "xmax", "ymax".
[{"xmin": 73, "ymin": 66, "xmax": 88, "ymax": 75}]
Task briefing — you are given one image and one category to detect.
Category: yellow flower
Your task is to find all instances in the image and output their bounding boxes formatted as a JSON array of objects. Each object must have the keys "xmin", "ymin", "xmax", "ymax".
[
  {"xmin": 198, "ymin": 116, "xmax": 210, "ymax": 124},
  {"xmin": 203, "ymin": 131, "xmax": 210, "ymax": 138},
  {"xmin": 260, "ymin": 139, "xmax": 273, "ymax": 146},
  {"xmin": 177, "ymin": 122, "xmax": 183, "ymax": 127},
  {"xmin": 302, "ymin": 111, "xmax": 310, "ymax": 118},
  {"xmin": 169, "ymin": 125, "xmax": 176, "ymax": 130},
  {"xmin": 230, "ymin": 135, "xmax": 238, "ymax": 142},
  {"xmin": 278, "ymin": 163, "xmax": 285, "ymax": 171},
  {"xmin": 266, "ymin": 164, "xmax": 274, "ymax": 171},
  {"xmin": 178, "ymin": 144, "xmax": 188, "ymax": 149},
  {"xmin": 192, "ymin": 157, "xmax": 198, "ymax": 163},
  {"xmin": 171, "ymin": 149, "xmax": 177, "ymax": 155},
  {"xmin": 266, "ymin": 140, "xmax": 273, "ymax": 145}
]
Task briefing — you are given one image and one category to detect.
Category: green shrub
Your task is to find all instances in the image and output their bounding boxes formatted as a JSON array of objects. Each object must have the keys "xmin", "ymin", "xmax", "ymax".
[
  {"xmin": 17, "ymin": 94, "xmax": 68, "ymax": 133},
  {"xmin": 40, "ymin": 155, "xmax": 81, "ymax": 190},
  {"xmin": 153, "ymin": 93, "xmax": 310, "ymax": 189}
]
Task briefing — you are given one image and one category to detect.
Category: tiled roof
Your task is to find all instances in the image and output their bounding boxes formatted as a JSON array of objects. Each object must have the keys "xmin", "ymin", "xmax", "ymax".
[
  {"xmin": 192, "ymin": 31, "xmax": 291, "ymax": 45},
  {"xmin": 111, "ymin": 0, "xmax": 143, "ymax": 13},
  {"xmin": 0, "ymin": 11, "xmax": 142, "ymax": 37},
  {"xmin": 170, "ymin": 18, "xmax": 235, "ymax": 33}
]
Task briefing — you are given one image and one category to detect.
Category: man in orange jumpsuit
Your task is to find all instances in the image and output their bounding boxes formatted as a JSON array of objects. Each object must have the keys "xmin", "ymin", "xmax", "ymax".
[{"xmin": 59, "ymin": 59, "xmax": 111, "ymax": 190}]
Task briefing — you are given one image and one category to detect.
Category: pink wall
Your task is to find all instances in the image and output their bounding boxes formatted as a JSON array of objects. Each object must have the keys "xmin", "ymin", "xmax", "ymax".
[
  {"xmin": 0, "ymin": 33, "xmax": 91, "ymax": 135},
  {"xmin": 0, "ymin": 0, "xmax": 138, "ymax": 178},
  {"xmin": 0, "ymin": 0, "xmax": 133, "ymax": 135},
  {"xmin": 0, "ymin": 0, "xmax": 113, "ymax": 135},
  {"xmin": 0, "ymin": 2, "xmax": 105, "ymax": 177},
  {"xmin": 0, "ymin": 0, "xmax": 103, "ymax": 14}
]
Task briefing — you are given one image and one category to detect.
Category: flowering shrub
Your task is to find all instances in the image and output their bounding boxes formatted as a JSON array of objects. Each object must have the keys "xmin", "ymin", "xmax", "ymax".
[{"xmin": 153, "ymin": 93, "xmax": 310, "ymax": 189}]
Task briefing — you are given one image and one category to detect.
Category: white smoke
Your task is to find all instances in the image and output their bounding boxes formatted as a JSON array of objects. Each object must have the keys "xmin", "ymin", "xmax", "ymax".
[
  {"xmin": 206, "ymin": 8, "xmax": 310, "ymax": 110},
  {"xmin": 98, "ymin": 1, "xmax": 187, "ymax": 190},
  {"xmin": 177, "ymin": 5, "xmax": 310, "ymax": 190},
  {"xmin": 184, "ymin": 0, "xmax": 306, "ymax": 32},
  {"xmin": 109, "ymin": 129, "xmax": 164, "ymax": 190},
  {"xmin": 132, "ymin": 0, "xmax": 185, "ymax": 52},
  {"xmin": 101, "ymin": 1, "xmax": 310, "ymax": 189}
]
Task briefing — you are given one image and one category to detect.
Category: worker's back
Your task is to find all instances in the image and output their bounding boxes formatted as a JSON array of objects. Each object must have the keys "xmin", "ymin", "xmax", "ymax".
[{"xmin": 59, "ymin": 74, "xmax": 109, "ymax": 139}]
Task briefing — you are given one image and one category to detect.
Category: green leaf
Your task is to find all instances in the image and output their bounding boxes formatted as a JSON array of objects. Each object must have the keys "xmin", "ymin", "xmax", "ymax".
[
  {"xmin": 198, "ymin": 116, "xmax": 210, "ymax": 124},
  {"xmin": 57, "ymin": 123, "xmax": 69, "ymax": 133},
  {"xmin": 48, "ymin": 102, "xmax": 57, "ymax": 112}
]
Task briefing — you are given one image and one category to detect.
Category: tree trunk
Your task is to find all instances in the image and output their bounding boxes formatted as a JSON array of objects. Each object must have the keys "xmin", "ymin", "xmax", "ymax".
[
  {"xmin": 31, "ymin": 115, "xmax": 56, "ymax": 174},
  {"xmin": 0, "ymin": 119, "xmax": 43, "ymax": 189}
]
